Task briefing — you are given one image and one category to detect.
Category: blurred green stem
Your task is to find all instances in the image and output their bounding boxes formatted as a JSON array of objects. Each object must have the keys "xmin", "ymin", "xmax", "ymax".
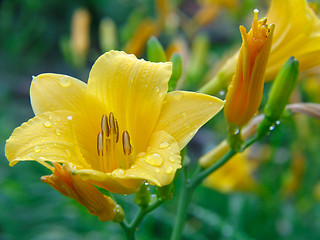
[
  {"xmin": 120, "ymin": 199, "xmax": 164, "ymax": 239},
  {"xmin": 171, "ymin": 135, "xmax": 259, "ymax": 240}
]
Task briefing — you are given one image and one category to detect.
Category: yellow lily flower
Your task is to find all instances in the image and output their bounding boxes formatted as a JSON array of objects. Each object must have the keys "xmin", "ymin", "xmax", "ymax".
[
  {"xmin": 203, "ymin": 150, "xmax": 257, "ymax": 193},
  {"xmin": 224, "ymin": 11, "xmax": 274, "ymax": 126},
  {"xmin": 41, "ymin": 162, "xmax": 120, "ymax": 222},
  {"xmin": 200, "ymin": 0, "xmax": 320, "ymax": 94},
  {"xmin": 5, "ymin": 50, "xmax": 224, "ymax": 194}
]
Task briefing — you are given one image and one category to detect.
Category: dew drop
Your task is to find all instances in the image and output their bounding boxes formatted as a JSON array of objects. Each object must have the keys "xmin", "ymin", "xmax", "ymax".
[
  {"xmin": 65, "ymin": 149, "xmax": 72, "ymax": 157},
  {"xmin": 34, "ymin": 146, "xmax": 41, "ymax": 153},
  {"xmin": 172, "ymin": 91, "xmax": 183, "ymax": 100},
  {"xmin": 159, "ymin": 92, "xmax": 164, "ymax": 98},
  {"xmin": 131, "ymin": 164, "xmax": 139, "ymax": 169},
  {"xmin": 48, "ymin": 115, "xmax": 53, "ymax": 120},
  {"xmin": 209, "ymin": 102, "xmax": 214, "ymax": 106},
  {"xmin": 184, "ymin": 122, "xmax": 190, "ymax": 128},
  {"xmin": 276, "ymin": 120, "xmax": 281, "ymax": 125},
  {"xmin": 181, "ymin": 112, "xmax": 187, "ymax": 119},
  {"xmin": 113, "ymin": 169, "xmax": 125, "ymax": 176},
  {"xmin": 144, "ymin": 153, "xmax": 164, "ymax": 167},
  {"xmin": 219, "ymin": 90, "xmax": 226, "ymax": 96},
  {"xmin": 55, "ymin": 128, "xmax": 61, "ymax": 136},
  {"xmin": 59, "ymin": 76, "xmax": 71, "ymax": 87},
  {"xmin": 166, "ymin": 166, "xmax": 173, "ymax": 174},
  {"xmin": 43, "ymin": 121, "xmax": 52, "ymax": 128},
  {"xmin": 155, "ymin": 86, "xmax": 160, "ymax": 93},
  {"xmin": 269, "ymin": 125, "xmax": 275, "ymax": 131},
  {"xmin": 168, "ymin": 156, "xmax": 175, "ymax": 163},
  {"xmin": 159, "ymin": 142, "xmax": 169, "ymax": 149}
]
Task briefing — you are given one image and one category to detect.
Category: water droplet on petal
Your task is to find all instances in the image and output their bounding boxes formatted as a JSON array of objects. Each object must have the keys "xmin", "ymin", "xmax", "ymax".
[
  {"xmin": 168, "ymin": 156, "xmax": 175, "ymax": 163},
  {"xmin": 209, "ymin": 102, "xmax": 214, "ymax": 106},
  {"xmin": 59, "ymin": 76, "xmax": 71, "ymax": 87},
  {"xmin": 159, "ymin": 92, "xmax": 164, "ymax": 98},
  {"xmin": 34, "ymin": 146, "xmax": 41, "ymax": 153},
  {"xmin": 159, "ymin": 142, "xmax": 169, "ymax": 149},
  {"xmin": 155, "ymin": 86, "xmax": 160, "ymax": 93},
  {"xmin": 48, "ymin": 115, "xmax": 53, "ymax": 120},
  {"xmin": 181, "ymin": 112, "xmax": 187, "ymax": 119},
  {"xmin": 219, "ymin": 90, "xmax": 226, "ymax": 96},
  {"xmin": 166, "ymin": 167, "xmax": 173, "ymax": 174},
  {"xmin": 184, "ymin": 122, "xmax": 190, "ymax": 128},
  {"xmin": 113, "ymin": 169, "xmax": 125, "ymax": 176},
  {"xmin": 172, "ymin": 91, "xmax": 183, "ymax": 100},
  {"xmin": 55, "ymin": 128, "xmax": 61, "ymax": 136},
  {"xmin": 43, "ymin": 121, "xmax": 52, "ymax": 128},
  {"xmin": 144, "ymin": 153, "xmax": 163, "ymax": 167},
  {"xmin": 131, "ymin": 164, "xmax": 139, "ymax": 169},
  {"xmin": 65, "ymin": 149, "xmax": 71, "ymax": 157}
]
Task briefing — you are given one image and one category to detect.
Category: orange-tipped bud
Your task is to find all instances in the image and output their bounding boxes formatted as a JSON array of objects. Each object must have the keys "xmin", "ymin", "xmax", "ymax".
[
  {"xmin": 224, "ymin": 10, "xmax": 274, "ymax": 126},
  {"xmin": 41, "ymin": 163, "xmax": 120, "ymax": 222}
]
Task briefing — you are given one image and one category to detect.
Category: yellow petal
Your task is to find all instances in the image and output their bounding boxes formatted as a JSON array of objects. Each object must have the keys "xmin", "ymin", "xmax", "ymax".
[
  {"xmin": 155, "ymin": 91, "xmax": 224, "ymax": 149},
  {"xmin": 5, "ymin": 110, "xmax": 90, "ymax": 169},
  {"xmin": 86, "ymin": 50, "xmax": 172, "ymax": 156},
  {"xmin": 73, "ymin": 169, "xmax": 142, "ymax": 194},
  {"xmin": 30, "ymin": 74, "xmax": 87, "ymax": 115}
]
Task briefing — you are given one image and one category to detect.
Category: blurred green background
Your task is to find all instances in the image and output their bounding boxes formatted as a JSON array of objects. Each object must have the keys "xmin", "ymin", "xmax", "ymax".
[{"xmin": 1, "ymin": 0, "xmax": 320, "ymax": 239}]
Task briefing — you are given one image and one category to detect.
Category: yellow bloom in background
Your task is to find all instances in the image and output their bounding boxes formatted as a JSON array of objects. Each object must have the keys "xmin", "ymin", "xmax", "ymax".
[
  {"xmin": 41, "ymin": 162, "xmax": 120, "ymax": 222},
  {"xmin": 124, "ymin": 19, "xmax": 159, "ymax": 57},
  {"xmin": 70, "ymin": 8, "xmax": 91, "ymax": 66},
  {"xmin": 203, "ymin": 150, "xmax": 258, "ymax": 193},
  {"xmin": 200, "ymin": 0, "xmax": 320, "ymax": 94},
  {"xmin": 5, "ymin": 50, "xmax": 224, "ymax": 194},
  {"xmin": 265, "ymin": 0, "xmax": 320, "ymax": 79},
  {"xmin": 224, "ymin": 11, "xmax": 274, "ymax": 126}
]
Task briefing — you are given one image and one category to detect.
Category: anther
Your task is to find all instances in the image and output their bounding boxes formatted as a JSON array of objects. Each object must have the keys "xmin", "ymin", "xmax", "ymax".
[
  {"xmin": 122, "ymin": 131, "xmax": 132, "ymax": 155},
  {"xmin": 97, "ymin": 132, "xmax": 103, "ymax": 156},
  {"xmin": 109, "ymin": 112, "xmax": 115, "ymax": 133},
  {"xmin": 101, "ymin": 114, "xmax": 109, "ymax": 137},
  {"xmin": 115, "ymin": 119, "xmax": 119, "ymax": 143}
]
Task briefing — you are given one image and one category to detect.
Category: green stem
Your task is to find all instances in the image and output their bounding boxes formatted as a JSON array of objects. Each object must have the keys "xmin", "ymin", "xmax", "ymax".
[
  {"xmin": 170, "ymin": 166, "xmax": 195, "ymax": 240},
  {"xmin": 171, "ymin": 135, "xmax": 260, "ymax": 240},
  {"xmin": 120, "ymin": 199, "xmax": 164, "ymax": 240}
]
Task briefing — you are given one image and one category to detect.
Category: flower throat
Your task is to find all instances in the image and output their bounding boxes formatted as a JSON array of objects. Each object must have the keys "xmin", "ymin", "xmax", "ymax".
[{"xmin": 97, "ymin": 113, "xmax": 132, "ymax": 172}]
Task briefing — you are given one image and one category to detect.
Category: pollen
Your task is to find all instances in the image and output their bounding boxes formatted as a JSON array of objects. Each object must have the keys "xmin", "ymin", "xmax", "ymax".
[{"xmin": 97, "ymin": 113, "xmax": 132, "ymax": 172}]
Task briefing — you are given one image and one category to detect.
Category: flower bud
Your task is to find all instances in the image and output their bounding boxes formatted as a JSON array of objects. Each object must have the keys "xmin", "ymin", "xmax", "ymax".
[
  {"xmin": 134, "ymin": 182, "xmax": 151, "ymax": 208},
  {"xmin": 257, "ymin": 57, "xmax": 299, "ymax": 137},
  {"xmin": 224, "ymin": 10, "xmax": 274, "ymax": 127},
  {"xmin": 147, "ymin": 36, "xmax": 167, "ymax": 63},
  {"xmin": 168, "ymin": 53, "xmax": 182, "ymax": 91},
  {"xmin": 265, "ymin": 57, "xmax": 299, "ymax": 122}
]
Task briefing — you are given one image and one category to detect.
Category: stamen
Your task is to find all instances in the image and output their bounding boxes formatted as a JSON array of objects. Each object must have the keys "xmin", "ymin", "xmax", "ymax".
[
  {"xmin": 101, "ymin": 114, "xmax": 110, "ymax": 137},
  {"xmin": 97, "ymin": 132, "xmax": 103, "ymax": 156},
  {"xmin": 109, "ymin": 112, "xmax": 115, "ymax": 133},
  {"xmin": 122, "ymin": 131, "xmax": 132, "ymax": 156},
  {"xmin": 115, "ymin": 119, "xmax": 119, "ymax": 143}
]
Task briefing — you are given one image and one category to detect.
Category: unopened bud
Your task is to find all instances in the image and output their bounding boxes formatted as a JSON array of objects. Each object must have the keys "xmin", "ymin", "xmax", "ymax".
[
  {"xmin": 258, "ymin": 57, "xmax": 299, "ymax": 137},
  {"xmin": 134, "ymin": 182, "xmax": 151, "ymax": 208},
  {"xmin": 168, "ymin": 53, "xmax": 182, "ymax": 91},
  {"xmin": 147, "ymin": 36, "xmax": 167, "ymax": 63},
  {"xmin": 264, "ymin": 57, "xmax": 299, "ymax": 122}
]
